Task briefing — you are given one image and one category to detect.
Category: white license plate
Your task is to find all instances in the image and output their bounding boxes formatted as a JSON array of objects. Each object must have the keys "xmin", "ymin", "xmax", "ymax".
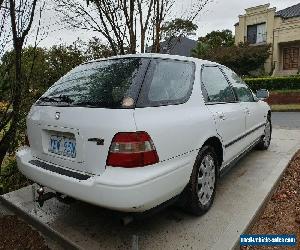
[{"xmin": 48, "ymin": 135, "xmax": 76, "ymax": 158}]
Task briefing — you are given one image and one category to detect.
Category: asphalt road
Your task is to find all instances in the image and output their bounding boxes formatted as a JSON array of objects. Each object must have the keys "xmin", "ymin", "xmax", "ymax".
[{"xmin": 272, "ymin": 112, "xmax": 300, "ymax": 130}]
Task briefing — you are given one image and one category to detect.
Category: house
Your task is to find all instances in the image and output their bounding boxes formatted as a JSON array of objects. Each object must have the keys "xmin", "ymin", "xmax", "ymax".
[
  {"xmin": 146, "ymin": 36, "xmax": 197, "ymax": 57},
  {"xmin": 235, "ymin": 3, "xmax": 300, "ymax": 76}
]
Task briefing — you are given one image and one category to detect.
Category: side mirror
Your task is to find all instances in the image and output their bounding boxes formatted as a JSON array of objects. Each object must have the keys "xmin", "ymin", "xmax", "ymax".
[{"xmin": 256, "ymin": 89, "xmax": 269, "ymax": 100}]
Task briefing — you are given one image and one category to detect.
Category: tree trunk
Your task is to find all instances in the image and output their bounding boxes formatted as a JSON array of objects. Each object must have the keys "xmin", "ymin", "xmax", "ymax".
[
  {"xmin": 154, "ymin": 0, "xmax": 161, "ymax": 53},
  {"xmin": 140, "ymin": 31, "xmax": 145, "ymax": 53},
  {"xmin": 0, "ymin": 43, "xmax": 22, "ymax": 168},
  {"xmin": 129, "ymin": 0, "xmax": 136, "ymax": 54}
]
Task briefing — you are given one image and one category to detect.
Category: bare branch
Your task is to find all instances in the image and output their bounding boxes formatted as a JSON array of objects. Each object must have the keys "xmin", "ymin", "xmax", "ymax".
[
  {"xmin": 188, "ymin": 0, "xmax": 211, "ymax": 21},
  {"xmin": 21, "ymin": 0, "xmax": 37, "ymax": 42},
  {"xmin": 54, "ymin": 0, "xmax": 212, "ymax": 54}
]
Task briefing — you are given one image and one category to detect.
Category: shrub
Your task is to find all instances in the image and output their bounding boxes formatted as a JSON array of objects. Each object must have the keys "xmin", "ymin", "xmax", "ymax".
[
  {"xmin": 0, "ymin": 157, "xmax": 30, "ymax": 194},
  {"xmin": 244, "ymin": 76, "xmax": 300, "ymax": 91}
]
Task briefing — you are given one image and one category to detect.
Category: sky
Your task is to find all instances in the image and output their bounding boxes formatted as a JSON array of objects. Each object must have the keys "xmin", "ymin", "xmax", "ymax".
[{"xmin": 35, "ymin": 0, "xmax": 299, "ymax": 48}]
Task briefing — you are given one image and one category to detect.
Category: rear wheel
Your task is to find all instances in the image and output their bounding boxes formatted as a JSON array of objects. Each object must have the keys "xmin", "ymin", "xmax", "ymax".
[
  {"xmin": 184, "ymin": 145, "xmax": 218, "ymax": 215},
  {"xmin": 256, "ymin": 117, "xmax": 272, "ymax": 150}
]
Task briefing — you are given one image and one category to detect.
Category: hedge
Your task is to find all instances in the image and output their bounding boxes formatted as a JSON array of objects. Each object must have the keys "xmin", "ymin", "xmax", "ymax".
[{"xmin": 244, "ymin": 76, "xmax": 300, "ymax": 91}]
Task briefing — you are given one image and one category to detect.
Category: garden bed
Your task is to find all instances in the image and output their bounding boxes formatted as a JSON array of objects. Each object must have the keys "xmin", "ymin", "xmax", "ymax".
[
  {"xmin": 267, "ymin": 91, "xmax": 300, "ymax": 105},
  {"xmin": 0, "ymin": 215, "xmax": 49, "ymax": 249},
  {"xmin": 243, "ymin": 150, "xmax": 300, "ymax": 249}
]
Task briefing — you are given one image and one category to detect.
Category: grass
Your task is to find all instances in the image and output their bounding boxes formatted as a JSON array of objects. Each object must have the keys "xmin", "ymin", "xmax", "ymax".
[{"xmin": 271, "ymin": 104, "xmax": 300, "ymax": 112}]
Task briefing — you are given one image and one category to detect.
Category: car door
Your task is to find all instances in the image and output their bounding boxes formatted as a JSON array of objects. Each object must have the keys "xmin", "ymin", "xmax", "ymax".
[
  {"xmin": 201, "ymin": 65, "xmax": 247, "ymax": 166},
  {"xmin": 221, "ymin": 67, "xmax": 266, "ymax": 147}
]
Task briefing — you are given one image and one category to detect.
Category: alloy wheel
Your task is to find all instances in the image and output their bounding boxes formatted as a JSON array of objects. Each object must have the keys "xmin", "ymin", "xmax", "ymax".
[
  {"xmin": 197, "ymin": 154, "xmax": 215, "ymax": 205},
  {"xmin": 263, "ymin": 120, "xmax": 271, "ymax": 147}
]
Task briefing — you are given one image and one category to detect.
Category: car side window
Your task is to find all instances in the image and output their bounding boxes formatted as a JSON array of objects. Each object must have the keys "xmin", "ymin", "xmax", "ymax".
[
  {"xmin": 221, "ymin": 67, "xmax": 255, "ymax": 102},
  {"xmin": 137, "ymin": 59, "xmax": 195, "ymax": 107},
  {"xmin": 147, "ymin": 60, "xmax": 193, "ymax": 102},
  {"xmin": 201, "ymin": 66, "xmax": 236, "ymax": 103}
]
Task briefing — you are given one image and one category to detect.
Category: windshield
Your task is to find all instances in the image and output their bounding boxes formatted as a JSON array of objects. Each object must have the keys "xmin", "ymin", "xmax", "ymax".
[{"xmin": 36, "ymin": 58, "xmax": 150, "ymax": 108}]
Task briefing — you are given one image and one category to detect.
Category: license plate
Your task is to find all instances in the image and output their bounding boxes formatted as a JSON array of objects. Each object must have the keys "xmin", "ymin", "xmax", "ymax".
[{"xmin": 48, "ymin": 135, "xmax": 76, "ymax": 158}]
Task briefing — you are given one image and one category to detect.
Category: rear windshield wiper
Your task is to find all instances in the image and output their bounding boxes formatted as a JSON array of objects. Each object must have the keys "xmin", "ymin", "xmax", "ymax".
[
  {"xmin": 38, "ymin": 96, "xmax": 60, "ymax": 103},
  {"xmin": 57, "ymin": 95, "xmax": 74, "ymax": 103},
  {"xmin": 38, "ymin": 95, "xmax": 74, "ymax": 104},
  {"xmin": 72, "ymin": 101, "xmax": 103, "ymax": 107},
  {"xmin": 72, "ymin": 101, "xmax": 133, "ymax": 109}
]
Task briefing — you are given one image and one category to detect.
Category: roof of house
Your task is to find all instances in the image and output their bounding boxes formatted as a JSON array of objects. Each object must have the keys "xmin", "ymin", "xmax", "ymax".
[
  {"xmin": 275, "ymin": 2, "xmax": 300, "ymax": 19},
  {"xmin": 146, "ymin": 37, "xmax": 197, "ymax": 57}
]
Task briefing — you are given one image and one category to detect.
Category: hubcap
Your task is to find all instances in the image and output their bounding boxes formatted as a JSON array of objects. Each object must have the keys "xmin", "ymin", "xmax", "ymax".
[
  {"xmin": 263, "ymin": 120, "xmax": 271, "ymax": 147},
  {"xmin": 197, "ymin": 154, "xmax": 215, "ymax": 205}
]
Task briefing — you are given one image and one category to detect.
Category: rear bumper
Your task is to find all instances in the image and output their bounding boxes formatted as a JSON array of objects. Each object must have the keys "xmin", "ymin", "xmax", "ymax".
[{"xmin": 16, "ymin": 147, "xmax": 194, "ymax": 212}]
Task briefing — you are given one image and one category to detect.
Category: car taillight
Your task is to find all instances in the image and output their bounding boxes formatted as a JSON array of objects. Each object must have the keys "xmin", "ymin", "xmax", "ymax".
[{"xmin": 106, "ymin": 132, "xmax": 159, "ymax": 168}]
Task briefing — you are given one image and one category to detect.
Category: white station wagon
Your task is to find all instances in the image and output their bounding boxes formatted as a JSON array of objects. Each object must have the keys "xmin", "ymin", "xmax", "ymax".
[{"xmin": 17, "ymin": 54, "xmax": 271, "ymax": 215}]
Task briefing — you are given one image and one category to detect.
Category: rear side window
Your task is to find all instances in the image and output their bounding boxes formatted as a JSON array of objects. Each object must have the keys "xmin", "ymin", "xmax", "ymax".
[
  {"xmin": 136, "ymin": 59, "xmax": 195, "ymax": 107},
  {"xmin": 201, "ymin": 66, "xmax": 236, "ymax": 103},
  {"xmin": 221, "ymin": 67, "xmax": 255, "ymax": 102}
]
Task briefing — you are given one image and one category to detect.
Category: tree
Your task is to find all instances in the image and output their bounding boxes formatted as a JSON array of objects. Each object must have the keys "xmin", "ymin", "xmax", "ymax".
[
  {"xmin": 192, "ymin": 29, "xmax": 270, "ymax": 75},
  {"xmin": 191, "ymin": 41, "xmax": 209, "ymax": 58},
  {"xmin": 198, "ymin": 29, "xmax": 235, "ymax": 49},
  {"xmin": 193, "ymin": 42, "xmax": 271, "ymax": 76},
  {"xmin": 0, "ymin": 47, "xmax": 48, "ymax": 100},
  {"xmin": 192, "ymin": 29, "xmax": 235, "ymax": 58},
  {"xmin": 47, "ymin": 44, "xmax": 85, "ymax": 84},
  {"xmin": 55, "ymin": 0, "xmax": 211, "ymax": 54},
  {"xmin": 0, "ymin": 0, "xmax": 38, "ymax": 168},
  {"xmin": 84, "ymin": 37, "xmax": 113, "ymax": 60},
  {"xmin": 161, "ymin": 18, "xmax": 198, "ymax": 40}
]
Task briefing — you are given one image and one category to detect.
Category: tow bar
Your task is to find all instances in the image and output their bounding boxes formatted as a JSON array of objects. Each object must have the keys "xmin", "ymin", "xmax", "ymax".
[
  {"xmin": 35, "ymin": 186, "xmax": 56, "ymax": 207},
  {"xmin": 35, "ymin": 185, "xmax": 74, "ymax": 207}
]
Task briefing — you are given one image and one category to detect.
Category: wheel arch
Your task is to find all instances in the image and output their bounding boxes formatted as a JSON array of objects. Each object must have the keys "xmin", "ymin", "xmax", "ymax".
[
  {"xmin": 202, "ymin": 136, "xmax": 224, "ymax": 170},
  {"xmin": 267, "ymin": 110, "xmax": 271, "ymax": 120}
]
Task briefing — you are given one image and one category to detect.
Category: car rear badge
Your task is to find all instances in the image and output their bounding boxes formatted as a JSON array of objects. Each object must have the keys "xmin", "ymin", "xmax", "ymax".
[{"xmin": 55, "ymin": 112, "xmax": 60, "ymax": 120}]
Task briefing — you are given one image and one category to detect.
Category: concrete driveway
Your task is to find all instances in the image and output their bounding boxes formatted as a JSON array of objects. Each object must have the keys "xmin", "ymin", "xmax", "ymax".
[{"xmin": 1, "ymin": 128, "xmax": 300, "ymax": 250}]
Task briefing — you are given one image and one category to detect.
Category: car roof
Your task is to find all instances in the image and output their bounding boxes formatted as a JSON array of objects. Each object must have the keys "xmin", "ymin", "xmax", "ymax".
[{"xmin": 84, "ymin": 53, "xmax": 219, "ymax": 66}]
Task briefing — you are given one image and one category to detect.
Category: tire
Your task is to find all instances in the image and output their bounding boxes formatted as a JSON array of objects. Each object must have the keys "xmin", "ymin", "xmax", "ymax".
[
  {"xmin": 184, "ymin": 145, "xmax": 218, "ymax": 216},
  {"xmin": 256, "ymin": 116, "xmax": 272, "ymax": 150}
]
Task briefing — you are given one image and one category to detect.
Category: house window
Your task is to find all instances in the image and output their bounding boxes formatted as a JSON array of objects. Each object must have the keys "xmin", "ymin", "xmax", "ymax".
[
  {"xmin": 283, "ymin": 47, "xmax": 299, "ymax": 70},
  {"xmin": 247, "ymin": 23, "xmax": 267, "ymax": 44}
]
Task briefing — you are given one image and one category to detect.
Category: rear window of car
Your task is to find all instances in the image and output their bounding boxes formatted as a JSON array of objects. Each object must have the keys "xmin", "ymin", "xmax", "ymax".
[
  {"xmin": 36, "ymin": 57, "xmax": 195, "ymax": 109},
  {"xmin": 37, "ymin": 58, "xmax": 150, "ymax": 108}
]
